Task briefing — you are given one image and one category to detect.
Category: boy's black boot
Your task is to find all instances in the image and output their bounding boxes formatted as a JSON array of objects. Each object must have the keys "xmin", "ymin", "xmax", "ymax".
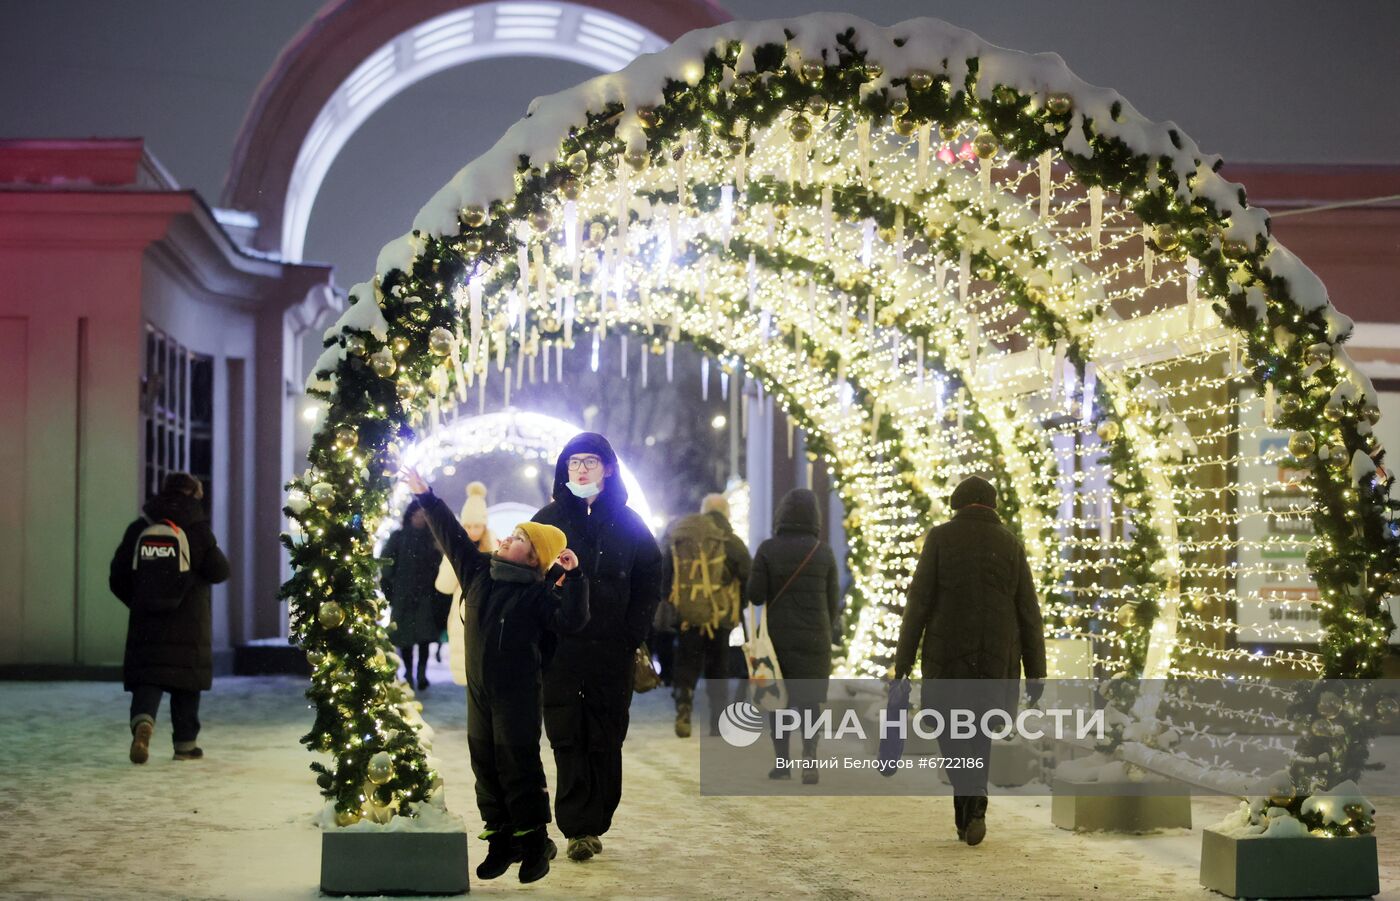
[
  {"xmin": 517, "ymin": 827, "xmax": 557, "ymax": 883},
  {"xmin": 475, "ymin": 830, "xmax": 521, "ymax": 880}
]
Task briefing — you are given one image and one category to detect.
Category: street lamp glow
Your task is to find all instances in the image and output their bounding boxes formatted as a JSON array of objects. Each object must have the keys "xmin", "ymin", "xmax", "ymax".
[
  {"xmin": 522, "ymin": 464, "xmax": 539, "ymax": 479},
  {"xmin": 711, "ymin": 414, "xmax": 727, "ymax": 430}
]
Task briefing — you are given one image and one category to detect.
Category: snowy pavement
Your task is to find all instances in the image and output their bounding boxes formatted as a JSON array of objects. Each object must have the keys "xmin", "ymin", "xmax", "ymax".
[{"xmin": 2, "ymin": 662, "xmax": 1398, "ymax": 900}]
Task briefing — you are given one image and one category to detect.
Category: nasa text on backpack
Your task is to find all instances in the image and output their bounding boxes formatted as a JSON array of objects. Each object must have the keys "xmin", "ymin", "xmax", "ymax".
[{"xmin": 130, "ymin": 518, "xmax": 193, "ymax": 613}]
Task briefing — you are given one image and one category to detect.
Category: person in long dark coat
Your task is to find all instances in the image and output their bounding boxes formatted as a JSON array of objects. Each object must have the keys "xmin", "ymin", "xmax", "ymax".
[
  {"xmin": 893, "ymin": 475, "xmax": 1047, "ymax": 846},
  {"xmin": 381, "ymin": 499, "xmax": 450, "ymax": 690},
  {"xmin": 108, "ymin": 472, "xmax": 229, "ymax": 764},
  {"xmin": 747, "ymin": 488, "xmax": 839, "ymax": 783},
  {"xmin": 531, "ymin": 432, "xmax": 662, "ymax": 862}
]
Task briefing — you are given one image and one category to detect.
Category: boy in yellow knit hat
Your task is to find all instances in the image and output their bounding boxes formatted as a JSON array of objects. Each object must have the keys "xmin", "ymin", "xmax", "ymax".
[{"xmin": 404, "ymin": 467, "xmax": 588, "ymax": 885}]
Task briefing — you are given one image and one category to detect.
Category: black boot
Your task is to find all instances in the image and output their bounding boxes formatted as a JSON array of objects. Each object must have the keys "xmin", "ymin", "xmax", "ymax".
[
  {"xmin": 953, "ymin": 796, "xmax": 968, "ymax": 841},
  {"xmin": 517, "ymin": 827, "xmax": 557, "ymax": 883},
  {"xmin": 673, "ymin": 687, "xmax": 694, "ymax": 738},
  {"xmin": 399, "ymin": 645, "xmax": 414, "ymax": 685},
  {"xmin": 416, "ymin": 642, "xmax": 430, "ymax": 691},
  {"xmin": 475, "ymin": 830, "xmax": 521, "ymax": 880},
  {"xmin": 964, "ymin": 795, "xmax": 988, "ymax": 846},
  {"xmin": 801, "ymin": 736, "xmax": 820, "ymax": 785}
]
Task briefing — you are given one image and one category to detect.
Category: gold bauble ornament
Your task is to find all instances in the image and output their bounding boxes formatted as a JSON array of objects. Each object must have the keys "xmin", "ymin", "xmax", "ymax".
[
  {"xmin": 1363, "ymin": 402, "xmax": 1382, "ymax": 425},
  {"xmin": 1222, "ymin": 238, "xmax": 1250, "ymax": 259},
  {"xmin": 310, "ymin": 482, "xmax": 335, "ymax": 507},
  {"xmin": 1266, "ymin": 787, "xmax": 1296, "ymax": 808},
  {"xmin": 333, "ymin": 666, "xmax": 355, "ymax": 685},
  {"xmin": 1150, "ymin": 227, "xmax": 1180, "ymax": 252},
  {"xmin": 1325, "ymin": 444, "xmax": 1349, "ymax": 468},
  {"xmin": 893, "ymin": 117, "xmax": 916, "ymax": 137},
  {"xmin": 772, "ymin": 203, "xmax": 790, "ymax": 221},
  {"xmin": 939, "ymin": 123, "xmax": 961, "ymax": 142},
  {"xmin": 428, "ymin": 327, "xmax": 454, "ymax": 356},
  {"xmin": 862, "ymin": 61, "xmax": 884, "ymax": 80},
  {"xmin": 367, "ymin": 751, "xmax": 394, "ymax": 784},
  {"xmin": 370, "ymin": 348, "xmax": 397, "ymax": 378},
  {"xmin": 1316, "ymin": 691, "xmax": 1343, "ymax": 719},
  {"xmin": 566, "ymin": 150, "xmax": 588, "ymax": 175},
  {"xmin": 343, "ymin": 334, "xmax": 367, "ymax": 356},
  {"xmin": 1115, "ymin": 604, "xmax": 1137, "ymax": 627},
  {"xmin": 788, "ymin": 115, "xmax": 812, "ymax": 142},
  {"xmin": 318, "ymin": 601, "xmax": 346, "ymax": 629},
  {"xmin": 805, "ymin": 95, "xmax": 828, "ymax": 117},
  {"xmin": 799, "ymin": 60, "xmax": 824, "ymax": 83},
  {"xmin": 530, "ymin": 210, "xmax": 551, "ymax": 232},
  {"xmin": 972, "ymin": 132, "xmax": 998, "ymax": 159},
  {"xmin": 540, "ymin": 316, "xmax": 561, "ymax": 334},
  {"xmin": 1278, "ymin": 393, "xmax": 1302, "ymax": 415},
  {"xmin": 1344, "ymin": 802, "xmax": 1370, "ymax": 819},
  {"xmin": 409, "ymin": 305, "xmax": 431, "ymax": 324},
  {"xmin": 461, "ymin": 234, "xmax": 484, "ymax": 255},
  {"xmin": 636, "ymin": 106, "xmax": 660, "ymax": 127},
  {"xmin": 1046, "ymin": 92, "xmax": 1073, "ymax": 115},
  {"xmin": 623, "ymin": 148, "xmax": 648, "ymax": 171},
  {"xmin": 1310, "ymin": 716, "xmax": 1335, "ymax": 737},
  {"xmin": 890, "ymin": 98, "xmax": 910, "ymax": 118},
  {"xmin": 1097, "ymin": 420, "xmax": 1121, "ymax": 443},
  {"xmin": 461, "ymin": 206, "xmax": 487, "ymax": 228},
  {"xmin": 908, "ymin": 70, "xmax": 934, "ymax": 92},
  {"xmin": 560, "ymin": 177, "xmax": 581, "ymax": 200},
  {"xmin": 371, "ymin": 648, "xmax": 387, "ymax": 670},
  {"xmin": 307, "ymin": 649, "xmax": 326, "ymax": 668},
  {"xmin": 1323, "ymin": 404, "xmax": 1345, "ymax": 422},
  {"xmin": 333, "ymin": 426, "xmax": 359, "ymax": 451},
  {"xmin": 1306, "ymin": 344, "xmax": 1333, "ymax": 366},
  {"xmin": 334, "ymin": 808, "xmax": 362, "ymax": 827},
  {"xmin": 1287, "ymin": 431, "xmax": 1316, "ymax": 458},
  {"xmin": 391, "ymin": 336, "xmax": 410, "ymax": 355},
  {"xmin": 395, "ymin": 380, "xmax": 417, "ymax": 401}
]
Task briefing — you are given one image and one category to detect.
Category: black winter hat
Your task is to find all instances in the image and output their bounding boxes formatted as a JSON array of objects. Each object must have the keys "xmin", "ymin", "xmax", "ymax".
[
  {"xmin": 950, "ymin": 476, "xmax": 997, "ymax": 511},
  {"xmin": 550, "ymin": 432, "xmax": 628, "ymax": 505}
]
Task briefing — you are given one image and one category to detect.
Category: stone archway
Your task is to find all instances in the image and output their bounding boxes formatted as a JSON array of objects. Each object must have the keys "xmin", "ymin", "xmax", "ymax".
[
  {"xmin": 284, "ymin": 13, "xmax": 1396, "ymax": 823},
  {"xmin": 221, "ymin": 0, "xmax": 730, "ymax": 260}
]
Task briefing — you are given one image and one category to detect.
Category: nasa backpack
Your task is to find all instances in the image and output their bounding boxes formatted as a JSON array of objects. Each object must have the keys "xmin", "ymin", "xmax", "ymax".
[{"xmin": 130, "ymin": 517, "xmax": 193, "ymax": 613}]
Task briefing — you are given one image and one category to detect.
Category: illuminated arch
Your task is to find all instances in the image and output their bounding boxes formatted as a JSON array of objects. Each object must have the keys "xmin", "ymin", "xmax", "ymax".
[
  {"xmin": 222, "ymin": 0, "xmax": 728, "ymax": 260},
  {"xmin": 285, "ymin": 14, "xmax": 1397, "ymax": 820}
]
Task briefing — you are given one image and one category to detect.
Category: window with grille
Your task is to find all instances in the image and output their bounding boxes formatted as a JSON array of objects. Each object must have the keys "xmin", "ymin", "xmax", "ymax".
[{"xmin": 141, "ymin": 325, "xmax": 214, "ymax": 510}]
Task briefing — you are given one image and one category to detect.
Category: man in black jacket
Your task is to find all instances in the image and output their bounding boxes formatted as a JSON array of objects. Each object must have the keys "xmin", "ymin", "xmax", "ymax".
[
  {"xmin": 531, "ymin": 433, "xmax": 662, "ymax": 862},
  {"xmin": 109, "ymin": 473, "xmax": 229, "ymax": 764},
  {"xmin": 662, "ymin": 493, "xmax": 751, "ymax": 739},
  {"xmin": 893, "ymin": 476, "xmax": 1046, "ymax": 846}
]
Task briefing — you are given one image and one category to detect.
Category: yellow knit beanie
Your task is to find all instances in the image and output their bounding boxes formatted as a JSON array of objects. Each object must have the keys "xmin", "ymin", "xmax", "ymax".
[{"xmin": 516, "ymin": 522, "xmax": 567, "ymax": 573}]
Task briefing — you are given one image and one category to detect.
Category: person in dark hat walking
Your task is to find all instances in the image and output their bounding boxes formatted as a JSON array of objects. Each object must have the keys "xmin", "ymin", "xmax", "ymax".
[
  {"xmin": 892, "ymin": 475, "xmax": 1046, "ymax": 846},
  {"xmin": 530, "ymin": 433, "xmax": 662, "ymax": 862}
]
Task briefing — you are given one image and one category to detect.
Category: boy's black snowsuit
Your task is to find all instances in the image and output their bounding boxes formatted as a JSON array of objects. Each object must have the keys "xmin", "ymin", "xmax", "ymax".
[{"xmin": 418, "ymin": 490, "xmax": 589, "ymax": 832}]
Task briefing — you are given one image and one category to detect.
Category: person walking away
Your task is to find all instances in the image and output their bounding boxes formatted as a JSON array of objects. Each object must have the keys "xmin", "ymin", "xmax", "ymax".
[
  {"xmin": 531, "ymin": 433, "xmax": 662, "ymax": 862},
  {"xmin": 108, "ymin": 472, "xmax": 229, "ymax": 764},
  {"xmin": 405, "ymin": 467, "xmax": 586, "ymax": 884},
  {"xmin": 381, "ymin": 499, "xmax": 450, "ymax": 690},
  {"xmin": 892, "ymin": 475, "xmax": 1046, "ymax": 846},
  {"xmin": 665, "ymin": 493, "xmax": 750, "ymax": 738},
  {"xmin": 435, "ymin": 481, "xmax": 495, "ymax": 686},
  {"xmin": 747, "ymin": 488, "xmax": 839, "ymax": 784}
]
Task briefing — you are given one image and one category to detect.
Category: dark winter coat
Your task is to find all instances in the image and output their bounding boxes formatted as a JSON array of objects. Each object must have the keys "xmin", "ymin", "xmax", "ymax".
[
  {"xmin": 381, "ymin": 514, "xmax": 449, "ymax": 647},
  {"xmin": 893, "ymin": 498, "xmax": 1047, "ymax": 701},
  {"xmin": 109, "ymin": 491, "xmax": 230, "ymax": 692},
  {"xmin": 747, "ymin": 489, "xmax": 840, "ymax": 697},
  {"xmin": 419, "ymin": 490, "xmax": 588, "ymax": 690},
  {"xmin": 531, "ymin": 433, "xmax": 663, "ymax": 653}
]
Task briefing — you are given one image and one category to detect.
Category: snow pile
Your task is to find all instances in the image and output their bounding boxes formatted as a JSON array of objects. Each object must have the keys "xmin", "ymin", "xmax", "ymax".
[
  {"xmin": 314, "ymin": 799, "xmax": 465, "ymax": 833},
  {"xmin": 1301, "ymin": 779, "xmax": 1374, "ymax": 826}
]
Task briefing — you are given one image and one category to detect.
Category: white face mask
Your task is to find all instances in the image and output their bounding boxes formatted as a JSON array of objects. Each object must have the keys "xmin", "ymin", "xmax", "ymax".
[{"xmin": 566, "ymin": 480, "xmax": 601, "ymax": 499}]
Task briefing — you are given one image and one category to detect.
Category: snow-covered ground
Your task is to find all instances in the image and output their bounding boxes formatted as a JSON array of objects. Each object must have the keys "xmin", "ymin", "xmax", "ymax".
[{"xmin": 2, "ymin": 660, "xmax": 1397, "ymax": 900}]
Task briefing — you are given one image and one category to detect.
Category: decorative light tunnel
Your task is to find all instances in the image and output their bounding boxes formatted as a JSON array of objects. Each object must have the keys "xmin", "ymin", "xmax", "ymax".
[{"xmin": 283, "ymin": 14, "xmax": 1399, "ymax": 822}]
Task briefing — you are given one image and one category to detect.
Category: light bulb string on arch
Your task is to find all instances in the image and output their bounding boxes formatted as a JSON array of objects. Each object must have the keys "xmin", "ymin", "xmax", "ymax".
[{"xmin": 287, "ymin": 16, "xmax": 1400, "ymax": 821}]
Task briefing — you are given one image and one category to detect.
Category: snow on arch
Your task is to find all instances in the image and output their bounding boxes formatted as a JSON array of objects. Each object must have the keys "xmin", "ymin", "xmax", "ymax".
[{"xmin": 303, "ymin": 10, "xmax": 1388, "ymax": 691}]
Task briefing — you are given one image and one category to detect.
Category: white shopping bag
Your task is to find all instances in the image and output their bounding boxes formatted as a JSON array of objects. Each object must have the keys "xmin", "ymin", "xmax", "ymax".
[{"xmin": 742, "ymin": 605, "xmax": 787, "ymax": 711}]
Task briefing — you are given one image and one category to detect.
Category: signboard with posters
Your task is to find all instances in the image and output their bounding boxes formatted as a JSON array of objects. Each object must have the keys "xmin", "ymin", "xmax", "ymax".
[{"xmin": 1233, "ymin": 394, "xmax": 1322, "ymax": 645}]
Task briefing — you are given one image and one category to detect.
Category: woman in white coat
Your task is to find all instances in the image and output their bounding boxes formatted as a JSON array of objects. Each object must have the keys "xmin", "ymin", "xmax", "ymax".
[{"xmin": 434, "ymin": 481, "xmax": 495, "ymax": 685}]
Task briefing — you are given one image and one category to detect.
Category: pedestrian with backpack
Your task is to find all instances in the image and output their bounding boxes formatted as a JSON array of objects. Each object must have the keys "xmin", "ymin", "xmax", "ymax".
[
  {"xmin": 663, "ymin": 493, "xmax": 750, "ymax": 738},
  {"xmin": 108, "ymin": 472, "xmax": 229, "ymax": 764},
  {"xmin": 747, "ymin": 488, "xmax": 840, "ymax": 784}
]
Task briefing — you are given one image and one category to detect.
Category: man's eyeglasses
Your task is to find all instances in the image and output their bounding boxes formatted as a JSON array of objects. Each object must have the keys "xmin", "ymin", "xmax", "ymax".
[{"xmin": 567, "ymin": 457, "xmax": 603, "ymax": 472}]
